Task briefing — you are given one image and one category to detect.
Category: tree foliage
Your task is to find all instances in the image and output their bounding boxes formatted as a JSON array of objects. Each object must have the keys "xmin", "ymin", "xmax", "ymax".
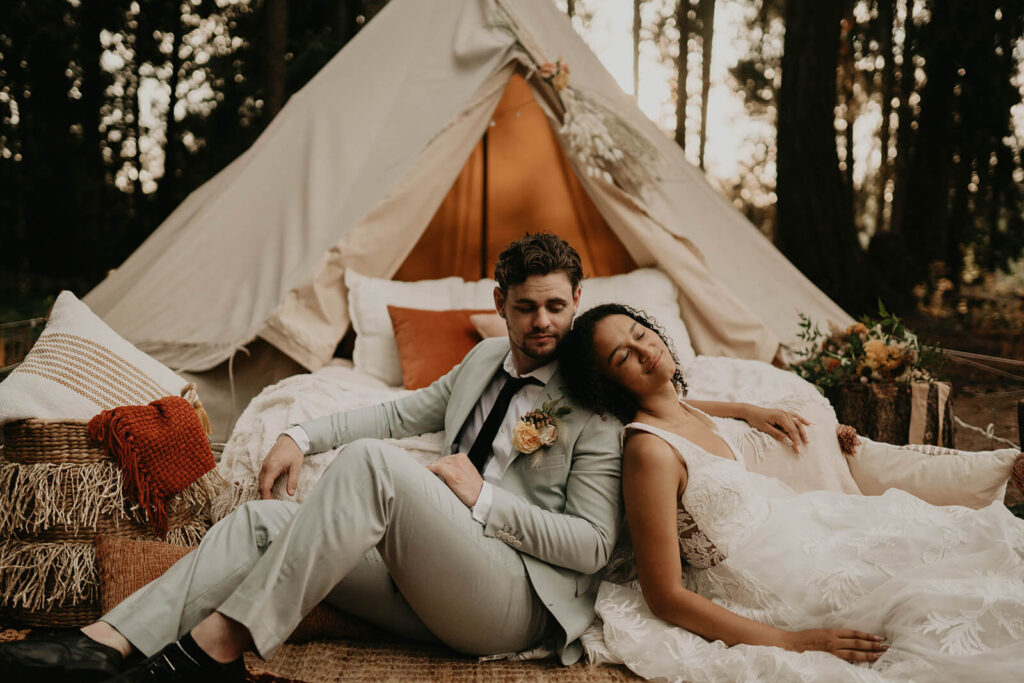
[
  {"xmin": 0, "ymin": 0, "xmax": 1021, "ymax": 321},
  {"xmin": 0, "ymin": 0, "xmax": 386, "ymax": 318}
]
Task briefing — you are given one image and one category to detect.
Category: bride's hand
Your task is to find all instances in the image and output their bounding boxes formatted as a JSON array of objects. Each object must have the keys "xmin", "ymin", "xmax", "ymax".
[
  {"xmin": 782, "ymin": 628, "xmax": 888, "ymax": 662},
  {"xmin": 743, "ymin": 405, "xmax": 810, "ymax": 453}
]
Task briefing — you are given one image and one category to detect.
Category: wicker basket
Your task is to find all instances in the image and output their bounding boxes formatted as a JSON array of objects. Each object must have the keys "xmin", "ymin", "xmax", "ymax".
[{"xmin": 0, "ymin": 418, "xmax": 217, "ymax": 627}]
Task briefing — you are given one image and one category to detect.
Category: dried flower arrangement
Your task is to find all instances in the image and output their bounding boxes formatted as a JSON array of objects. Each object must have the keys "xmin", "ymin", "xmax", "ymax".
[{"xmin": 791, "ymin": 303, "xmax": 945, "ymax": 391}]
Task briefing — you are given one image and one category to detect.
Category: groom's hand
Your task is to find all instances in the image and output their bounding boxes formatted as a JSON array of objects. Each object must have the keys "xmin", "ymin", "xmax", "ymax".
[
  {"xmin": 426, "ymin": 454, "xmax": 483, "ymax": 508},
  {"xmin": 258, "ymin": 435, "xmax": 304, "ymax": 499}
]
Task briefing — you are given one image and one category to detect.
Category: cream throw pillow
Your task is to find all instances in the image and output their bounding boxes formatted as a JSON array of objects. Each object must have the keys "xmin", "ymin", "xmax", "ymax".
[
  {"xmin": 739, "ymin": 398, "xmax": 863, "ymax": 495},
  {"xmin": 469, "ymin": 313, "xmax": 507, "ymax": 339},
  {"xmin": 345, "ymin": 270, "xmax": 496, "ymax": 386},
  {"xmin": 0, "ymin": 291, "xmax": 190, "ymax": 425},
  {"xmin": 686, "ymin": 356, "xmax": 863, "ymax": 495},
  {"xmin": 848, "ymin": 439, "xmax": 1019, "ymax": 509}
]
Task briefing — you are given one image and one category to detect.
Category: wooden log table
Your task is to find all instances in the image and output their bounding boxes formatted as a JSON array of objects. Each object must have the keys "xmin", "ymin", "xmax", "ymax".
[{"xmin": 825, "ymin": 381, "xmax": 955, "ymax": 447}]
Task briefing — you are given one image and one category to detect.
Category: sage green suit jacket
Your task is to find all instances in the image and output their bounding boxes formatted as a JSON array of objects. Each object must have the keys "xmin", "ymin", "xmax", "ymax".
[{"xmin": 299, "ymin": 337, "xmax": 623, "ymax": 664}]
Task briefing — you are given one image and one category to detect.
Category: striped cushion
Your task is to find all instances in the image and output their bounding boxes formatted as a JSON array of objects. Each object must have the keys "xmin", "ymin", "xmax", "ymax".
[{"xmin": 0, "ymin": 291, "xmax": 188, "ymax": 425}]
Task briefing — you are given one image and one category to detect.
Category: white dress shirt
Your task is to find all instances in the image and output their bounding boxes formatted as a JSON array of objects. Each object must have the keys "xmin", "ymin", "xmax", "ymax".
[
  {"xmin": 281, "ymin": 353, "xmax": 557, "ymax": 525},
  {"xmin": 456, "ymin": 353, "xmax": 556, "ymax": 524}
]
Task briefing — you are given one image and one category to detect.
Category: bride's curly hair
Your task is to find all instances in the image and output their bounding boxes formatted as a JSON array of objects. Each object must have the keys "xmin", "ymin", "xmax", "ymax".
[{"xmin": 560, "ymin": 303, "xmax": 687, "ymax": 424}]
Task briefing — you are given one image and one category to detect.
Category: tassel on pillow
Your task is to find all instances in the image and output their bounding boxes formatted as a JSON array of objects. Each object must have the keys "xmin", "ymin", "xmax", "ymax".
[
  {"xmin": 1011, "ymin": 453, "xmax": 1024, "ymax": 493},
  {"xmin": 836, "ymin": 424, "xmax": 860, "ymax": 457}
]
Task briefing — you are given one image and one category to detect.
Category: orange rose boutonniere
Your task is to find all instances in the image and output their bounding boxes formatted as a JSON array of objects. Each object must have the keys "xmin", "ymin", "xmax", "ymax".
[{"xmin": 512, "ymin": 397, "xmax": 572, "ymax": 461}]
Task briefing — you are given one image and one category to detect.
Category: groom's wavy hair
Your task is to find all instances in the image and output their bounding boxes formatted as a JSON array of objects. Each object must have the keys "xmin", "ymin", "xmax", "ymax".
[
  {"xmin": 560, "ymin": 303, "xmax": 687, "ymax": 424},
  {"xmin": 494, "ymin": 233, "xmax": 584, "ymax": 293}
]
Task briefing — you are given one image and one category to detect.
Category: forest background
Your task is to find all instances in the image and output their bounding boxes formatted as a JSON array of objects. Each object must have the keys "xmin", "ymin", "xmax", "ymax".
[{"xmin": 1, "ymin": 0, "xmax": 1023, "ymax": 370}]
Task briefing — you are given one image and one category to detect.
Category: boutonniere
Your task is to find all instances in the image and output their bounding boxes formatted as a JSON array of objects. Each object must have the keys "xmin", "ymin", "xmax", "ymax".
[{"xmin": 512, "ymin": 397, "xmax": 572, "ymax": 464}]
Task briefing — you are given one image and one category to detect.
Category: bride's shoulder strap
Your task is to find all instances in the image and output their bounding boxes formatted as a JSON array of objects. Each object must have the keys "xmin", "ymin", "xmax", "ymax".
[{"xmin": 622, "ymin": 422, "xmax": 685, "ymax": 458}]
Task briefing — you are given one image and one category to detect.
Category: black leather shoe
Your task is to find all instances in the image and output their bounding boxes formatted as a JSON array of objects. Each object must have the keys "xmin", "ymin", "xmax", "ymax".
[
  {"xmin": 0, "ymin": 629, "xmax": 124, "ymax": 681},
  {"xmin": 108, "ymin": 645, "xmax": 246, "ymax": 682}
]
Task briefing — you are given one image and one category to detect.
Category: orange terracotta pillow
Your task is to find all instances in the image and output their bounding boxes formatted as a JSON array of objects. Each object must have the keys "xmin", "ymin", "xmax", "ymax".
[{"xmin": 387, "ymin": 306, "xmax": 494, "ymax": 390}]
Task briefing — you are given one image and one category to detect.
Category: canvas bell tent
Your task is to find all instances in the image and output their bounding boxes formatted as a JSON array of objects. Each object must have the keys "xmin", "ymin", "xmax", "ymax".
[{"xmin": 84, "ymin": 0, "xmax": 851, "ymax": 439}]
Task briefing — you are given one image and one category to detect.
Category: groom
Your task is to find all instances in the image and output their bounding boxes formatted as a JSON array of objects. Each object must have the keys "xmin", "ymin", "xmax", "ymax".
[{"xmin": 0, "ymin": 233, "xmax": 623, "ymax": 680}]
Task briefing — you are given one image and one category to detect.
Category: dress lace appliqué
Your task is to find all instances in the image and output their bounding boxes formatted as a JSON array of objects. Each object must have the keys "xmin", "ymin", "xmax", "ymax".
[
  {"xmin": 591, "ymin": 415, "xmax": 1024, "ymax": 682},
  {"xmin": 677, "ymin": 506, "xmax": 724, "ymax": 568}
]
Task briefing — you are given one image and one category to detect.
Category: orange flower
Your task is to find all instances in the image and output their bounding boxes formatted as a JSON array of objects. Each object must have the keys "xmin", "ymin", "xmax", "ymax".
[{"xmin": 512, "ymin": 421, "xmax": 542, "ymax": 454}]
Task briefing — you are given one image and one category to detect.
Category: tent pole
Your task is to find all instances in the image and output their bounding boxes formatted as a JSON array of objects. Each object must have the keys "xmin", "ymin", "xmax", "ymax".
[{"xmin": 481, "ymin": 130, "xmax": 489, "ymax": 279}]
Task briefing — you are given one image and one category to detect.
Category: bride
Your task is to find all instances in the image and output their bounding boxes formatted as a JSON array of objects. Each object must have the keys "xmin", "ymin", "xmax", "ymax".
[{"xmin": 560, "ymin": 303, "xmax": 1024, "ymax": 682}]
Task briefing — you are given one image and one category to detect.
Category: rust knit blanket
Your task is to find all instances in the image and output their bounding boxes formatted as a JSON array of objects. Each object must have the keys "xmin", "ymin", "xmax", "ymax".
[{"xmin": 88, "ymin": 395, "xmax": 214, "ymax": 538}]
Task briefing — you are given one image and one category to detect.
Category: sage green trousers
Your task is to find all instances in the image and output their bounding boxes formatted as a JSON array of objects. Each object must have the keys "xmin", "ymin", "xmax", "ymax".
[{"xmin": 103, "ymin": 440, "xmax": 552, "ymax": 659}]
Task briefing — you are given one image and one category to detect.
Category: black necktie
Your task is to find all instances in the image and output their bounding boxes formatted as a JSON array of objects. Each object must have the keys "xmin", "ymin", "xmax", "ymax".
[{"xmin": 467, "ymin": 372, "xmax": 543, "ymax": 473}]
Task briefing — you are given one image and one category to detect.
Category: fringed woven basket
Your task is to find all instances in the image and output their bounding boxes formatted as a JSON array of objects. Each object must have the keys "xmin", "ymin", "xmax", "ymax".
[{"xmin": 0, "ymin": 408, "xmax": 220, "ymax": 627}]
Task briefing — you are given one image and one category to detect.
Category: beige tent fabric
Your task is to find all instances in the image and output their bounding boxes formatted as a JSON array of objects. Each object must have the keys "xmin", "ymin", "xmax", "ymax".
[
  {"xmin": 85, "ymin": 0, "xmax": 518, "ymax": 372},
  {"xmin": 575, "ymin": 175, "xmax": 781, "ymax": 361},
  {"xmin": 260, "ymin": 66, "xmax": 516, "ymax": 370},
  {"xmin": 85, "ymin": 0, "xmax": 851, "ymax": 380}
]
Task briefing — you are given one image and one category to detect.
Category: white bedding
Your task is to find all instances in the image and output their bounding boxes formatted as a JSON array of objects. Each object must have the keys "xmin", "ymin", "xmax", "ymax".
[
  {"xmin": 210, "ymin": 360, "xmax": 444, "ymax": 522},
  {"xmin": 212, "ymin": 356, "xmax": 836, "ymax": 520}
]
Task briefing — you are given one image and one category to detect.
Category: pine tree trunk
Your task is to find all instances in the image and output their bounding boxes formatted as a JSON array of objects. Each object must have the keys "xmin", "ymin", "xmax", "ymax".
[
  {"xmin": 160, "ymin": 10, "xmax": 183, "ymax": 217},
  {"xmin": 897, "ymin": 0, "xmax": 955, "ymax": 282},
  {"xmin": 890, "ymin": 0, "xmax": 916, "ymax": 238},
  {"xmin": 876, "ymin": 0, "xmax": 896, "ymax": 233},
  {"xmin": 265, "ymin": 0, "xmax": 289, "ymax": 121},
  {"xmin": 674, "ymin": 0, "xmax": 690, "ymax": 149},
  {"xmin": 633, "ymin": 0, "xmax": 642, "ymax": 99},
  {"xmin": 777, "ymin": 0, "xmax": 871, "ymax": 312},
  {"xmin": 78, "ymin": 0, "xmax": 107, "ymax": 237},
  {"xmin": 838, "ymin": 2, "xmax": 855, "ymax": 215},
  {"xmin": 698, "ymin": 0, "xmax": 715, "ymax": 170}
]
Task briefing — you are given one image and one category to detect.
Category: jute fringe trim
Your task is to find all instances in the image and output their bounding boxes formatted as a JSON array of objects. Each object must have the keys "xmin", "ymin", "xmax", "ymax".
[
  {"xmin": 0, "ymin": 522, "xmax": 208, "ymax": 612},
  {"xmin": 0, "ymin": 464, "xmax": 224, "ymax": 536},
  {"xmin": 0, "ymin": 540, "xmax": 98, "ymax": 610},
  {"xmin": 209, "ymin": 479, "xmax": 259, "ymax": 524},
  {"xmin": 0, "ymin": 462, "xmax": 125, "ymax": 535},
  {"xmin": 164, "ymin": 517, "xmax": 211, "ymax": 546}
]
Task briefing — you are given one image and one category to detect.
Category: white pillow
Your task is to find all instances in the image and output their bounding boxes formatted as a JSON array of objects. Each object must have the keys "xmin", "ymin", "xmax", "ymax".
[
  {"xmin": 847, "ymin": 439, "xmax": 1019, "ymax": 509},
  {"xmin": 739, "ymin": 399, "xmax": 864, "ymax": 495},
  {"xmin": 345, "ymin": 270, "xmax": 496, "ymax": 386},
  {"xmin": 687, "ymin": 356, "xmax": 862, "ymax": 494},
  {"xmin": 0, "ymin": 291, "xmax": 190, "ymax": 425},
  {"xmin": 344, "ymin": 267, "xmax": 697, "ymax": 385},
  {"xmin": 578, "ymin": 269, "xmax": 696, "ymax": 366}
]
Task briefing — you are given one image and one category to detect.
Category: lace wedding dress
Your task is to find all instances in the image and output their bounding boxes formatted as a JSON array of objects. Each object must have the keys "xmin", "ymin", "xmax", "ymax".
[{"xmin": 592, "ymin": 404, "xmax": 1024, "ymax": 682}]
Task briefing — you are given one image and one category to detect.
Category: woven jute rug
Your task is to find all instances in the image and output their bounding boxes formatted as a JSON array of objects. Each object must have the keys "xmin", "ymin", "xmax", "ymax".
[
  {"xmin": 2, "ymin": 628, "xmax": 637, "ymax": 682},
  {"xmin": 246, "ymin": 639, "xmax": 637, "ymax": 682}
]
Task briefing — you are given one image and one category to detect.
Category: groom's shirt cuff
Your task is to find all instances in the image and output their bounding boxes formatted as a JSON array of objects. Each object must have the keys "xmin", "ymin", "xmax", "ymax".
[
  {"xmin": 471, "ymin": 482, "xmax": 494, "ymax": 525},
  {"xmin": 281, "ymin": 425, "xmax": 312, "ymax": 455}
]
